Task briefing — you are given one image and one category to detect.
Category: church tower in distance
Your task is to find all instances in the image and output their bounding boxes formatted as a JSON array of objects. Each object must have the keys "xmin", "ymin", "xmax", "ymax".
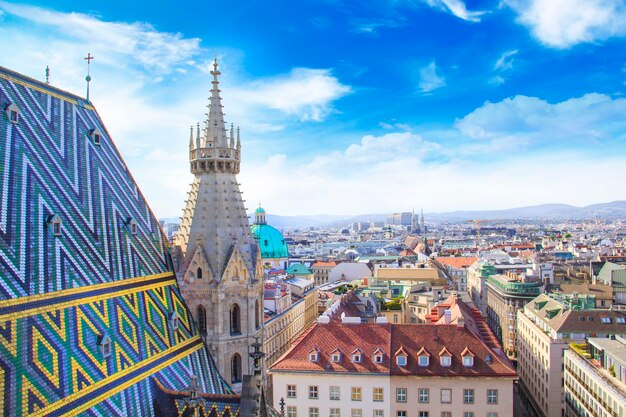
[{"xmin": 173, "ymin": 59, "xmax": 263, "ymax": 389}]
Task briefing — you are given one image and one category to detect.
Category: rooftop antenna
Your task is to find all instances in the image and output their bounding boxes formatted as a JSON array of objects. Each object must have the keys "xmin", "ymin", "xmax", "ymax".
[
  {"xmin": 84, "ymin": 53, "xmax": 94, "ymax": 101},
  {"xmin": 45, "ymin": 66, "xmax": 50, "ymax": 84}
]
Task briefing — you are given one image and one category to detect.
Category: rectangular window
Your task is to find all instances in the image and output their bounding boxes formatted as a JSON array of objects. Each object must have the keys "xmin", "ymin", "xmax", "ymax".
[
  {"xmin": 487, "ymin": 413, "xmax": 498, "ymax": 417},
  {"xmin": 440, "ymin": 388, "xmax": 452, "ymax": 404},
  {"xmin": 418, "ymin": 356, "xmax": 429, "ymax": 367},
  {"xmin": 396, "ymin": 356, "xmax": 407, "ymax": 366},
  {"xmin": 309, "ymin": 408, "xmax": 319, "ymax": 417},
  {"xmin": 351, "ymin": 409, "xmax": 362, "ymax": 417},
  {"xmin": 330, "ymin": 408, "xmax": 340, "ymax": 417},
  {"xmin": 396, "ymin": 388, "xmax": 407, "ymax": 403},
  {"xmin": 287, "ymin": 385, "xmax": 296, "ymax": 398},
  {"xmin": 419, "ymin": 388, "xmax": 429, "ymax": 403},
  {"xmin": 463, "ymin": 413, "xmax": 474, "ymax": 417},
  {"xmin": 309, "ymin": 386, "xmax": 318, "ymax": 400},
  {"xmin": 351, "ymin": 387, "xmax": 362, "ymax": 401},
  {"xmin": 463, "ymin": 389, "xmax": 474, "ymax": 404},
  {"xmin": 373, "ymin": 410, "xmax": 384, "ymax": 417},
  {"xmin": 373, "ymin": 387, "xmax": 384, "ymax": 402},
  {"xmin": 397, "ymin": 412, "xmax": 407, "ymax": 417},
  {"xmin": 419, "ymin": 413, "xmax": 429, "ymax": 417},
  {"xmin": 287, "ymin": 406, "xmax": 297, "ymax": 417},
  {"xmin": 9, "ymin": 110, "xmax": 18, "ymax": 123},
  {"xmin": 487, "ymin": 389, "xmax": 498, "ymax": 404},
  {"xmin": 330, "ymin": 386, "xmax": 340, "ymax": 401}
]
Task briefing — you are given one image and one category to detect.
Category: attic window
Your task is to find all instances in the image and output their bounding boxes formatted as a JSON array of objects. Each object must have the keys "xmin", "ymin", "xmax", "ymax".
[
  {"xmin": 485, "ymin": 354, "xmax": 492, "ymax": 364},
  {"xmin": 126, "ymin": 217, "xmax": 138, "ymax": 235},
  {"xmin": 373, "ymin": 348, "xmax": 384, "ymax": 364},
  {"xmin": 352, "ymin": 353, "xmax": 362, "ymax": 363},
  {"xmin": 616, "ymin": 317, "xmax": 625, "ymax": 324},
  {"xmin": 309, "ymin": 349, "xmax": 319, "ymax": 362},
  {"xmin": 5, "ymin": 103, "xmax": 19, "ymax": 124},
  {"xmin": 47, "ymin": 214, "xmax": 62, "ymax": 237},
  {"xmin": 601, "ymin": 317, "xmax": 612, "ymax": 324},
  {"xmin": 396, "ymin": 355, "xmax": 407, "ymax": 366},
  {"xmin": 331, "ymin": 351, "xmax": 342, "ymax": 363},
  {"xmin": 97, "ymin": 334, "xmax": 112, "ymax": 358},
  {"xmin": 439, "ymin": 348, "xmax": 452, "ymax": 367},
  {"xmin": 168, "ymin": 311, "xmax": 179, "ymax": 331},
  {"xmin": 418, "ymin": 355, "xmax": 429, "ymax": 367},
  {"xmin": 89, "ymin": 128, "xmax": 102, "ymax": 146},
  {"xmin": 461, "ymin": 348, "xmax": 475, "ymax": 367}
]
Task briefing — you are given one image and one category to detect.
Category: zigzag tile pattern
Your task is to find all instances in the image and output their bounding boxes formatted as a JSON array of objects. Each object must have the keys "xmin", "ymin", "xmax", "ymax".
[{"xmin": 0, "ymin": 67, "xmax": 233, "ymax": 416}]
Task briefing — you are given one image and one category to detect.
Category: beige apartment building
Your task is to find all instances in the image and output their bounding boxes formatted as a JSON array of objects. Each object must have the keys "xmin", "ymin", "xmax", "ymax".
[
  {"xmin": 517, "ymin": 293, "xmax": 626, "ymax": 417},
  {"xmin": 271, "ymin": 320, "xmax": 516, "ymax": 417},
  {"xmin": 564, "ymin": 336, "xmax": 626, "ymax": 417}
]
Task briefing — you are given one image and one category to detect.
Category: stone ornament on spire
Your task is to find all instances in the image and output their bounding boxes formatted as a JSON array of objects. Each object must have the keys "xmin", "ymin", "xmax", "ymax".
[{"xmin": 188, "ymin": 58, "xmax": 241, "ymax": 175}]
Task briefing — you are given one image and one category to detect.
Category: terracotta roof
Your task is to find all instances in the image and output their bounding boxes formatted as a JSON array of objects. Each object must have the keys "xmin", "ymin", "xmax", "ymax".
[
  {"xmin": 556, "ymin": 283, "xmax": 613, "ymax": 300},
  {"xmin": 312, "ymin": 261, "xmax": 337, "ymax": 268},
  {"xmin": 435, "ymin": 257, "xmax": 478, "ymax": 269},
  {"xmin": 271, "ymin": 322, "xmax": 517, "ymax": 377}
]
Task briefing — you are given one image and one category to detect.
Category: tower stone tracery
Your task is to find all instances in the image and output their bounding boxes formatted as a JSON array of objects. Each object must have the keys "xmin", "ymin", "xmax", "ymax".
[{"xmin": 173, "ymin": 59, "xmax": 263, "ymax": 388}]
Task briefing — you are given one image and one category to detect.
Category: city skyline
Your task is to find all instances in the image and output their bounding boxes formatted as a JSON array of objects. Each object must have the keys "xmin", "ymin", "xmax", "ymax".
[{"xmin": 2, "ymin": 0, "xmax": 626, "ymax": 216}]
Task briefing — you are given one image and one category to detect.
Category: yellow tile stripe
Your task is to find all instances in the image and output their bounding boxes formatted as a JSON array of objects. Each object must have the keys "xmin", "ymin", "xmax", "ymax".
[
  {"xmin": 30, "ymin": 336, "xmax": 203, "ymax": 417},
  {"xmin": 0, "ymin": 70, "xmax": 95, "ymax": 110},
  {"xmin": 0, "ymin": 273, "xmax": 175, "ymax": 320}
]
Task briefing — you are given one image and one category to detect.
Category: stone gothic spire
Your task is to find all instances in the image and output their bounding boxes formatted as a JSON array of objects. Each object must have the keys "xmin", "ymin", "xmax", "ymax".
[{"xmin": 205, "ymin": 59, "xmax": 228, "ymax": 148}]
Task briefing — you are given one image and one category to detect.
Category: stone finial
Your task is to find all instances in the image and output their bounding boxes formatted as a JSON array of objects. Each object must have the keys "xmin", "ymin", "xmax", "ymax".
[
  {"xmin": 230, "ymin": 123, "xmax": 235, "ymax": 148},
  {"xmin": 236, "ymin": 126, "xmax": 241, "ymax": 149}
]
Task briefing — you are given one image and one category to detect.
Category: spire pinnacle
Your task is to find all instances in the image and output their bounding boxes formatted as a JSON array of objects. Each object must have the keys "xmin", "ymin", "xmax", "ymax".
[
  {"xmin": 189, "ymin": 125, "xmax": 194, "ymax": 150},
  {"xmin": 236, "ymin": 126, "xmax": 241, "ymax": 149},
  {"xmin": 229, "ymin": 123, "xmax": 235, "ymax": 148},
  {"xmin": 205, "ymin": 59, "xmax": 228, "ymax": 147}
]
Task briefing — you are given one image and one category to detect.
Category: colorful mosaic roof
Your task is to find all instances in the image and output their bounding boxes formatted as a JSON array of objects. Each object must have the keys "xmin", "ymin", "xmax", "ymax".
[{"xmin": 0, "ymin": 66, "xmax": 235, "ymax": 416}]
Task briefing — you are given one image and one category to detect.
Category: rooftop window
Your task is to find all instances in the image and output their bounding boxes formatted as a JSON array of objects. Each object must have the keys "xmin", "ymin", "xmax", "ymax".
[{"xmin": 4, "ymin": 103, "xmax": 19, "ymax": 124}]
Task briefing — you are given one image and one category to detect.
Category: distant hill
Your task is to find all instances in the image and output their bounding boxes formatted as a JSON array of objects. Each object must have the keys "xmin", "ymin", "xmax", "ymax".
[{"xmin": 159, "ymin": 200, "xmax": 626, "ymax": 230}]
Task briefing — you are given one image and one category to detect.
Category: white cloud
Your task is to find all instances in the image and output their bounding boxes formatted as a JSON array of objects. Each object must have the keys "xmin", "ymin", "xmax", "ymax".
[
  {"xmin": 0, "ymin": 1, "xmax": 201, "ymax": 72},
  {"xmin": 505, "ymin": 0, "xmax": 626, "ymax": 48},
  {"xmin": 418, "ymin": 62, "xmax": 446, "ymax": 93},
  {"xmin": 424, "ymin": 0, "xmax": 488, "ymax": 22},
  {"xmin": 239, "ymin": 131, "xmax": 626, "ymax": 215},
  {"xmin": 494, "ymin": 49, "xmax": 518, "ymax": 71},
  {"xmin": 455, "ymin": 93, "xmax": 626, "ymax": 143},
  {"xmin": 489, "ymin": 75, "xmax": 506, "ymax": 86},
  {"xmin": 231, "ymin": 68, "xmax": 351, "ymax": 121}
]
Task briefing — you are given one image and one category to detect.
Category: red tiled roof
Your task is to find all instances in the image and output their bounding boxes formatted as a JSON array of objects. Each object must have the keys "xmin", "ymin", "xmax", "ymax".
[
  {"xmin": 312, "ymin": 261, "xmax": 337, "ymax": 268},
  {"xmin": 271, "ymin": 322, "xmax": 517, "ymax": 377},
  {"xmin": 435, "ymin": 257, "xmax": 478, "ymax": 269}
]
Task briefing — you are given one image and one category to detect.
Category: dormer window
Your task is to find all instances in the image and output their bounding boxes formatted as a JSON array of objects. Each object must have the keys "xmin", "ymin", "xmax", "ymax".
[
  {"xmin": 351, "ymin": 348, "xmax": 363, "ymax": 363},
  {"xmin": 5, "ymin": 103, "xmax": 19, "ymax": 124},
  {"xmin": 89, "ymin": 128, "xmax": 102, "ymax": 146},
  {"xmin": 373, "ymin": 348, "xmax": 384, "ymax": 364},
  {"xmin": 309, "ymin": 348, "xmax": 320, "ymax": 362},
  {"xmin": 461, "ymin": 347, "xmax": 475, "ymax": 367},
  {"xmin": 126, "ymin": 217, "xmax": 138, "ymax": 235},
  {"xmin": 168, "ymin": 311, "xmax": 179, "ymax": 331},
  {"xmin": 395, "ymin": 347, "xmax": 408, "ymax": 366},
  {"xmin": 417, "ymin": 347, "xmax": 430, "ymax": 367},
  {"xmin": 47, "ymin": 214, "xmax": 62, "ymax": 237},
  {"xmin": 97, "ymin": 334, "xmax": 112, "ymax": 359},
  {"xmin": 439, "ymin": 347, "xmax": 452, "ymax": 367},
  {"xmin": 330, "ymin": 349, "xmax": 342, "ymax": 363}
]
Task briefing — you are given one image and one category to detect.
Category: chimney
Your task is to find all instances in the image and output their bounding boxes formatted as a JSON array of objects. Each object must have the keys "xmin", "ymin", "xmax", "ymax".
[{"xmin": 444, "ymin": 309, "xmax": 451, "ymax": 325}]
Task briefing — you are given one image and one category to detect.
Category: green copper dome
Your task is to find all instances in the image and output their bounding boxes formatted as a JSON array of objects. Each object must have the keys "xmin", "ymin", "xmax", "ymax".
[
  {"xmin": 255, "ymin": 206, "xmax": 266, "ymax": 214},
  {"xmin": 251, "ymin": 223, "xmax": 289, "ymax": 259}
]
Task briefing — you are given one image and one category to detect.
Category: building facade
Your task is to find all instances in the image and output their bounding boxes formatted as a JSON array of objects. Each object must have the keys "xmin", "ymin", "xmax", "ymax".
[
  {"xmin": 517, "ymin": 294, "xmax": 626, "ymax": 417},
  {"xmin": 485, "ymin": 273, "xmax": 543, "ymax": 360},
  {"xmin": 564, "ymin": 337, "xmax": 626, "ymax": 417},
  {"xmin": 172, "ymin": 60, "xmax": 263, "ymax": 387}
]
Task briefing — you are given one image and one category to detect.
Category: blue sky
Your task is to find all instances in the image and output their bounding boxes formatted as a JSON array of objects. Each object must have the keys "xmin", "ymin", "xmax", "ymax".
[{"xmin": 1, "ymin": 0, "xmax": 626, "ymax": 216}]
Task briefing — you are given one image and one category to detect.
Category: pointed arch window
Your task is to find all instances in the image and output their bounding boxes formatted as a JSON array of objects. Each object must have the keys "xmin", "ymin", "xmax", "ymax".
[
  {"xmin": 197, "ymin": 267, "xmax": 203, "ymax": 279},
  {"xmin": 255, "ymin": 300, "xmax": 260, "ymax": 329},
  {"xmin": 230, "ymin": 303, "xmax": 241, "ymax": 335},
  {"xmin": 231, "ymin": 353, "xmax": 242, "ymax": 383},
  {"xmin": 197, "ymin": 305, "xmax": 207, "ymax": 336}
]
